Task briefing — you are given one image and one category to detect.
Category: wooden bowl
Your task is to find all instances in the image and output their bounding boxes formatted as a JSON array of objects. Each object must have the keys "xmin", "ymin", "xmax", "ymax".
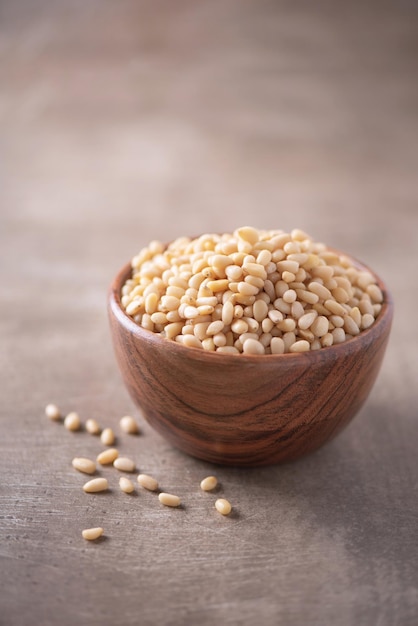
[{"xmin": 108, "ymin": 257, "xmax": 393, "ymax": 467}]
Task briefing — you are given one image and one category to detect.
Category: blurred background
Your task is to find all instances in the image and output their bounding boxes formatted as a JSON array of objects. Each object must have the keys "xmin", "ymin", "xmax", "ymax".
[{"xmin": 2, "ymin": 0, "xmax": 417, "ymax": 249}]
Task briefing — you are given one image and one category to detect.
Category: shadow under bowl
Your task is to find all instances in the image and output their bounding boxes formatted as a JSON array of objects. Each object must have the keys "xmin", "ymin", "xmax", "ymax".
[{"xmin": 108, "ymin": 257, "xmax": 393, "ymax": 467}]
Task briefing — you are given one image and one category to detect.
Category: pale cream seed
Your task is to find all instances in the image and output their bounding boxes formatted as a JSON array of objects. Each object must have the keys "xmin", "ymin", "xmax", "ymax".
[
  {"xmin": 97, "ymin": 448, "xmax": 119, "ymax": 465},
  {"xmin": 85, "ymin": 418, "xmax": 101, "ymax": 435},
  {"xmin": 311, "ymin": 315, "xmax": 329, "ymax": 337},
  {"xmin": 113, "ymin": 457, "xmax": 136, "ymax": 472},
  {"xmin": 72, "ymin": 457, "xmax": 96, "ymax": 475},
  {"xmin": 216, "ymin": 346, "xmax": 240, "ymax": 354},
  {"xmin": 361, "ymin": 313, "xmax": 375, "ymax": 329},
  {"xmin": 119, "ymin": 477, "xmax": 135, "ymax": 493},
  {"xmin": 308, "ymin": 281, "xmax": 332, "ymax": 301},
  {"xmin": 298, "ymin": 310, "xmax": 318, "ymax": 330},
  {"xmin": 321, "ymin": 333, "xmax": 334, "ymax": 347},
  {"xmin": 367, "ymin": 283, "xmax": 383, "ymax": 303},
  {"xmin": 215, "ymin": 498, "xmax": 232, "ymax": 515},
  {"xmin": 200, "ymin": 476, "xmax": 218, "ymax": 491},
  {"xmin": 100, "ymin": 427, "xmax": 115, "ymax": 446},
  {"xmin": 206, "ymin": 320, "xmax": 224, "ymax": 336},
  {"xmin": 158, "ymin": 492, "xmax": 181, "ymax": 507},
  {"xmin": 243, "ymin": 338, "xmax": 265, "ymax": 355},
  {"xmin": 237, "ymin": 226, "xmax": 259, "ymax": 245},
  {"xmin": 270, "ymin": 337, "xmax": 285, "ymax": 354},
  {"xmin": 137, "ymin": 474, "xmax": 159, "ymax": 491},
  {"xmin": 343, "ymin": 315, "xmax": 360, "ymax": 336},
  {"xmin": 282, "ymin": 289, "xmax": 297, "ymax": 304},
  {"xmin": 64, "ymin": 412, "xmax": 81, "ymax": 432},
  {"xmin": 83, "ymin": 478, "xmax": 108, "ymax": 493},
  {"xmin": 289, "ymin": 340, "xmax": 310, "ymax": 353},
  {"xmin": 45, "ymin": 403, "xmax": 61, "ymax": 421},
  {"xmin": 82, "ymin": 527, "xmax": 104, "ymax": 541},
  {"xmin": 332, "ymin": 327, "xmax": 346, "ymax": 343},
  {"xmin": 120, "ymin": 415, "xmax": 140, "ymax": 435},
  {"xmin": 182, "ymin": 334, "xmax": 203, "ymax": 349}
]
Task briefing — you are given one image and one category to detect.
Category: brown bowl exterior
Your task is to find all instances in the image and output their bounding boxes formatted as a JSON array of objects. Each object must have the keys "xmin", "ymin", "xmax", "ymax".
[{"xmin": 108, "ymin": 261, "xmax": 393, "ymax": 466}]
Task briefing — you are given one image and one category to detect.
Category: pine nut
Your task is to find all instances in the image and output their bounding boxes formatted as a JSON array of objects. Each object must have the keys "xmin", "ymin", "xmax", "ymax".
[
  {"xmin": 289, "ymin": 340, "xmax": 310, "ymax": 353},
  {"xmin": 137, "ymin": 474, "xmax": 159, "ymax": 491},
  {"xmin": 200, "ymin": 476, "xmax": 218, "ymax": 491},
  {"xmin": 206, "ymin": 320, "xmax": 224, "ymax": 336},
  {"xmin": 295, "ymin": 289, "xmax": 319, "ymax": 305},
  {"xmin": 361, "ymin": 313, "xmax": 375, "ymax": 329},
  {"xmin": 253, "ymin": 299, "xmax": 269, "ymax": 322},
  {"xmin": 282, "ymin": 289, "xmax": 297, "ymax": 304},
  {"xmin": 237, "ymin": 226, "xmax": 259, "ymax": 245},
  {"xmin": 256, "ymin": 249, "xmax": 272, "ymax": 266},
  {"xmin": 97, "ymin": 448, "xmax": 119, "ymax": 465},
  {"xmin": 270, "ymin": 337, "xmax": 285, "ymax": 354},
  {"xmin": 45, "ymin": 404, "xmax": 61, "ymax": 421},
  {"xmin": 158, "ymin": 492, "xmax": 181, "ymax": 507},
  {"xmin": 122, "ymin": 228, "xmax": 383, "ymax": 353},
  {"xmin": 311, "ymin": 315, "xmax": 329, "ymax": 337},
  {"xmin": 332, "ymin": 287, "xmax": 350, "ymax": 303},
  {"xmin": 64, "ymin": 412, "xmax": 81, "ymax": 431},
  {"xmin": 181, "ymin": 334, "xmax": 203, "ymax": 349},
  {"xmin": 83, "ymin": 478, "xmax": 108, "ymax": 493},
  {"xmin": 325, "ymin": 299, "xmax": 346, "ymax": 316},
  {"xmin": 321, "ymin": 333, "xmax": 334, "ymax": 347},
  {"xmin": 367, "ymin": 283, "xmax": 383, "ymax": 303},
  {"xmin": 119, "ymin": 477, "xmax": 135, "ymax": 493},
  {"xmin": 101, "ymin": 428, "xmax": 115, "ymax": 446},
  {"xmin": 72, "ymin": 457, "xmax": 96, "ymax": 474},
  {"xmin": 298, "ymin": 311, "xmax": 318, "ymax": 330},
  {"xmin": 343, "ymin": 315, "xmax": 360, "ymax": 336},
  {"xmin": 86, "ymin": 418, "xmax": 101, "ymax": 435},
  {"xmin": 215, "ymin": 498, "xmax": 232, "ymax": 515},
  {"xmin": 216, "ymin": 346, "xmax": 240, "ymax": 354},
  {"xmin": 237, "ymin": 281, "xmax": 259, "ymax": 296},
  {"xmin": 308, "ymin": 281, "xmax": 332, "ymax": 301},
  {"xmin": 243, "ymin": 338, "xmax": 265, "ymax": 355},
  {"xmin": 332, "ymin": 328, "xmax": 346, "ymax": 343},
  {"xmin": 82, "ymin": 527, "xmax": 104, "ymax": 541},
  {"xmin": 277, "ymin": 260, "xmax": 299, "ymax": 274},
  {"xmin": 113, "ymin": 457, "xmax": 135, "ymax": 472},
  {"xmin": 120, "ymin": 415, "xmax": 140, "ymax": 434}
]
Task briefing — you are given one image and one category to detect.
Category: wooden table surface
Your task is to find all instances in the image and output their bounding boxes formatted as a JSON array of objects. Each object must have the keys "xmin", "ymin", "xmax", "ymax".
[{"xmin": 1, "ymin": 1, "xmax": 417, "ymax": 625}]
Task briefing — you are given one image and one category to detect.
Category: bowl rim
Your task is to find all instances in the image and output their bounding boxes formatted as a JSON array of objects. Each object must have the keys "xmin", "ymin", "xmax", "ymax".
[{"xmin": 109, "ymin": 248, "xmax": 394, "ymax": 363}]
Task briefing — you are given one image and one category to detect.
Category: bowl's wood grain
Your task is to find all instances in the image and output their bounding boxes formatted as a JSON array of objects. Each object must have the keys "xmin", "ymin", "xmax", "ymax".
[{"xmin": 109, "ymin": 262, "xmax": 393, "ymax": 466}]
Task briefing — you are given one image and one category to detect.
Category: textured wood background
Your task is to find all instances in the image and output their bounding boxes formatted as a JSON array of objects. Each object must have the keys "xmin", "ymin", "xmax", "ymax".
[{"xmin": 1, "ymin": 1, "xmax": 417, "ymax": 625}]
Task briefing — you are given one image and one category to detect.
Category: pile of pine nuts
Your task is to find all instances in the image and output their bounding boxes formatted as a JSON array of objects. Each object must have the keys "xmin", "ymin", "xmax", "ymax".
[
  {"xmin": 121, "ymin": 227, "xmax": 383, "ymax": 354},
  {"xmin": 46, "ymin": 404, "xmax": 233, "ymax": 540}
]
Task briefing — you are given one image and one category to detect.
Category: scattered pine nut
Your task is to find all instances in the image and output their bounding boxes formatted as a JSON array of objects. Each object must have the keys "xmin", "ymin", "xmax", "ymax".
[
  {"xmin": 64, "ymin": 412, "xmax": 81, "ymax": 431},
  {"xmin": 85, "ymin": 418, "xmax": 101, "ymax": 435},
  {"xmin": 215, "ymin": 498, "xmax": 232, "ymax": 515},
  {"xmin": 72, "ymin": 457, "xmax": 96, "ymax": 475},
  {"xmin": 82, "ymin": 527, "xmax": 104, "ymax": 541},
  {"xmin": 83, "ymin": 478, "xmax": 108, "ymax": 493},
  {"xmin": 158, "ymin": 492, "xmax": 181, "ymax": 507},
  {"xmin": 120, "ymin": 415, "xmax": 140, "ymax": 434},
  {"xmin": 113, "ymin": 457, "xmax": 135, "ymax": 472},
  {"xmin": 119, "ymin": 477, "xmax": 135, "ymax": 493},
  {"xmin": 97, "ymin": 448, "xmax": 119, "ymax": 465},
  {"xmin": 137, "ymin": 474, "xmax": 159, "ymax": 491},
  {"xmin": 200, "ymin": 476, "xmax": 218, "ymax": 492},
  {"xmin": 45, "ymin": 404, "xmax": 61, "ymax": 421},
  {"xmin": 101, "ymin": 427, "xmax": 115, "ymax": 446}
]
